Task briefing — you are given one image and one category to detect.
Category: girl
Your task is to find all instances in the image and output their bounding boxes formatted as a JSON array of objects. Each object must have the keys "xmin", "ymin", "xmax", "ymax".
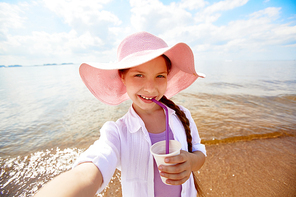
[{"xmin": 35, "ymin": 32, "xmax": 206, "ymax": 197}]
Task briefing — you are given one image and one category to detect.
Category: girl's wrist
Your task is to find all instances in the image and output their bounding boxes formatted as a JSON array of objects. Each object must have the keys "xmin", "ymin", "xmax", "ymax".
[{"xmin": 190, "ymin": 151, "xmax": 206, "ymax": 172}]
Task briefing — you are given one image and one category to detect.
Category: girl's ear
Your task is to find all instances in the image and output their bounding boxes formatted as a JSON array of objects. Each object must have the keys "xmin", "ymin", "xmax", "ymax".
[{"xmin": 120, "ymin": 71, "xmax": 126, "ymax": 86}]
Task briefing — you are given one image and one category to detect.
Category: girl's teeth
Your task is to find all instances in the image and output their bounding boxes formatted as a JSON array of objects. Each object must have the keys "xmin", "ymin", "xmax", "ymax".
[{"xmin": 141, "ymin": 96, "xmax": 152, "ymax": 100}]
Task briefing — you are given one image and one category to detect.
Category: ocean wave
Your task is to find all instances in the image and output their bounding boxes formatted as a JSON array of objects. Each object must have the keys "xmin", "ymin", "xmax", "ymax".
[
  {"xmin": 202, "ymin": 130, "xmax": 295, "ymax": 145},
  {"xmin": 0, "ymin": 147, "xmax": 83, "ymax": 196}
]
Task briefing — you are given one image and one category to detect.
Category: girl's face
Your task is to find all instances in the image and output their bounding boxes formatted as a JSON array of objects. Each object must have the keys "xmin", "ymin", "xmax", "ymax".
[{"xmin": 121, "ymin": 56, "xmax": 168, "ymax": 114}]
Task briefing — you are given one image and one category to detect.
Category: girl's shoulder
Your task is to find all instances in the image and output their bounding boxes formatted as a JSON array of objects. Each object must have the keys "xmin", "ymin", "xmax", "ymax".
[
  {"xmin": 100, "ymin": 111, "xmax": 133, "ymax": 136},
  {"xmin": 101, "ymin": 119, "xmax": 126, "ymax": 134},
  {"xmin": 101, "ymin": 108, "xmax": 131, "ymax": 132},
  {"xmin": 177, "ymin": 104, "xmax": 190, "ymax": 113},
  {"xmin": 176, "ymin": 104, "xmax": 194, "ymax": 120}
]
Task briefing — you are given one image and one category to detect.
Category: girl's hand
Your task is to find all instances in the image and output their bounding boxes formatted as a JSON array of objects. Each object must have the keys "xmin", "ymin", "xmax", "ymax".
[{"xmin": 158, "ymin": 150, "xmax": 205, "ymax": 185}]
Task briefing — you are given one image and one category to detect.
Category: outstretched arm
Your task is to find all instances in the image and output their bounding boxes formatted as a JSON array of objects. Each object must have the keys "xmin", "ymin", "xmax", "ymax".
[{"xmin": 34, "ymin": 162, "xmax": 103, "ymax": 197}]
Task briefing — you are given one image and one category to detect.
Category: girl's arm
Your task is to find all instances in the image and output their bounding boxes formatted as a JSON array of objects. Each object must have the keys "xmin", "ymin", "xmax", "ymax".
[
  {"xmin": 34, "ymin": 162, "xmax": 103, "ymax": 197},
  {"xmin": 158, "ymin": 150, "xmax": 205, "ymax": 185}
]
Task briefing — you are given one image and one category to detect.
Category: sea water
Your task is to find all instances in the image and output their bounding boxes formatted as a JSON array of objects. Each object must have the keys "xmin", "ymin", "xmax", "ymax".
[{"xmin": 0, "ymin": 61, "xmax": 295, "ymax": 196}]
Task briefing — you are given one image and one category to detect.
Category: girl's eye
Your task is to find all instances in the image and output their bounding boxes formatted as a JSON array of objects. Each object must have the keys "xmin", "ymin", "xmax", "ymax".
[
  {"xmin": 134, "ymin": 74, "xmax": 143, "ymax": 77},
  {"xmin": 157, "ymin": 75, "xmax": 166, "ymax": 78}
]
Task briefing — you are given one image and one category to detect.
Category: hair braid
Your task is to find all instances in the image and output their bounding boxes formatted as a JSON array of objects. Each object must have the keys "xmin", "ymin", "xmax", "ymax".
[
  {"xmin": 160, "ymin": 95, "xmax": 193, "ymax": 152},
  {"xmin": 160, "ymin": 95, "xmax": 204, "ymax": 196}
]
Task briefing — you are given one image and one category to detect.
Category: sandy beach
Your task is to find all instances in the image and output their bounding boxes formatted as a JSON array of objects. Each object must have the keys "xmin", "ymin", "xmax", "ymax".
[
  {"xmin": 197, "ymin": 136, "xmax": 296, "ymax": 197},
  {"xmin": 99, "ymin": 136, "xmax": 296, "ymax": 197}
]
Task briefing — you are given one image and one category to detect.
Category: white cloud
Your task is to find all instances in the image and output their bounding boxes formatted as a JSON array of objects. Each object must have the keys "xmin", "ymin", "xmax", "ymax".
[
  {"xmin": 43, "ymin": 0, "xmax": 119, "ymax": 26},
  {"xmin": 0, "ymin": 0, "xmax": 122, "ymax": 65},
  {"xmin": 204, "ymin": 0, "xmax": 248, "ymax": 14},
  {"xmin": 156, "ymin": 6, "xmax": 296, "ymax": 60},
  {"xmin": 194, "ymin": 0, "xmax": 249, "ymax": 23},
  {"xmin": 1, "ymin": 29, "xmax": 112, "ymax": 64},
  {"xmin": 42, "ymin": 0, "xmax": 121, "ymax": 41},
  {"xmin": 129, "ymin": 0, "xmax": 250, "ymax": 44},
  {"xmin": 178, "ymin": 0, "xmax": 208, "ymax": 10},
  {"xmin": 249, "ymin": 6, "xmax": 280, "ymax": 19},
  {"xmin": 1, "ymin": 19, "xmax": 113, "ymax": 64},
  {"xmin": 0, "ymin": 2, "xmax": 27, "ymax": 35},
  {"xmin": 130, "ymin": 0, "xmax": 193, "ymax": 34},
  {"xmin": 0, "ymin": 0, "xmax": 296, "ymax": 65}
]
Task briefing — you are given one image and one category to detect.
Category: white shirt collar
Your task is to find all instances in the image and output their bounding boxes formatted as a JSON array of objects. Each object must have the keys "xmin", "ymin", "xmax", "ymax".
[{"xmin": 125, "ymin": 104, "xmax": 176, "ymax": 134}]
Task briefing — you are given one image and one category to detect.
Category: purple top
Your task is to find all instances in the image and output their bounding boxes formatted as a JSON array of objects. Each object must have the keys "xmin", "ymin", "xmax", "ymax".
[{"xmin": 149, "ymin": 129, "xmax": 182, "ymax": 197}]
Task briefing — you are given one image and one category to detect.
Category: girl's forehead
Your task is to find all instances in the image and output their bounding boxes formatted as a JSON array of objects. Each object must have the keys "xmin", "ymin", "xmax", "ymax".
[{"xmin": 128, "ymin": 56, "xmax": 167, "ymax": 72}]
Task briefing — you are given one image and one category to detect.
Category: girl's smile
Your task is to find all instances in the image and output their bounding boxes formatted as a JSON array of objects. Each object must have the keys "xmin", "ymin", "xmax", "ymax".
[
  {"xmin": 139, "ymin": 95, "xmax": 154, "ymax": 102},
  {"xmin": 120, "ymin": 56, "xmax": 168, "ymax": 115}
]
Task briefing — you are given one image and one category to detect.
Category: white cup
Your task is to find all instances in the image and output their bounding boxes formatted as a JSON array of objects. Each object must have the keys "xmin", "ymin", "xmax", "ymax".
[{"xmin": 150, "ymin": 140, "xmax": 182, "ymax": 185}]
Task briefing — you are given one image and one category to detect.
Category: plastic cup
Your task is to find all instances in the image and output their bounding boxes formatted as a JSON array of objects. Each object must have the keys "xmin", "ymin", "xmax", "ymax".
[{"xmin": 150, "ymin": 140, "xmax": 182, "ymax": 185}]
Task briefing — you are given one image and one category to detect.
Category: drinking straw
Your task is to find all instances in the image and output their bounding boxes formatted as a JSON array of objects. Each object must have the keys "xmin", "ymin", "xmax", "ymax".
[{"xmin": 151, "ymin": 98, "xmax": 169, "ymax": 154}]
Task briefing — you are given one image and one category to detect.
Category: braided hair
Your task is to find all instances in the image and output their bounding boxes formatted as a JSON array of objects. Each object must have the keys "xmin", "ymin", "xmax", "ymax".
[
  {"xmin": 161, "ymin": 55, "xmax": 203, "ymax": 196},
  {"xmin": 160, "ymin": 95, "xmax": 203, "ymax": 196}
]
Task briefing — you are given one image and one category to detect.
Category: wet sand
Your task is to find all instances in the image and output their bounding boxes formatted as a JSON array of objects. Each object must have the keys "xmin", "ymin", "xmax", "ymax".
[
  {"xmin": 99, "ymin": 136, "xmax": 296, "ymax": 197},
  {"xmin": 197, "ymin": 136, "xmax": 296, "ymax": 197}
]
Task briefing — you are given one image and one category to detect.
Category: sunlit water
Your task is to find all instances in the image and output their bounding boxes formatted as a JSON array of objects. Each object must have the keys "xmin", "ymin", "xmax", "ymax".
[{"xmin": 0, "ymin": 61, "xmax": 295, "ymax": 196}]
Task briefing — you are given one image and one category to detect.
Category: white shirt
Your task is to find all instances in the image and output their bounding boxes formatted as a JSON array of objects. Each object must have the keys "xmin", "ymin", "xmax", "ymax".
[{"xmin": 73, "ymin": 105, "xmax": 206, "ymax": 197}]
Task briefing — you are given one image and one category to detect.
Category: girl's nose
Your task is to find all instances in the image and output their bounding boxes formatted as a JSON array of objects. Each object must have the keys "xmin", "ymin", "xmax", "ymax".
[{"xmin": 143, "ymin": 79, "xmax": 156, "ymax": 93}]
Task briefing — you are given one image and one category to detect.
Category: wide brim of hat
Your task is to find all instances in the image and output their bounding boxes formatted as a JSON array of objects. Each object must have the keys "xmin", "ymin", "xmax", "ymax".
[{"xmin": 79, "ymin": 42, "xmax": 205, "ymax": 105}]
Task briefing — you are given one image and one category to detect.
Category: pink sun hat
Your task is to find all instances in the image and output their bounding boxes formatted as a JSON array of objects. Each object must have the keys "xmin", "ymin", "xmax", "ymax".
[{"xmin": 79, "ymin": 32, "xmax": 205, "ymax": 105}]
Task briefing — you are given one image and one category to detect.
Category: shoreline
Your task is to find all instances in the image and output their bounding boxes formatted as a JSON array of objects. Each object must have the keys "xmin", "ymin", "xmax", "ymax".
[
  {"xmin": 196, "ymin": 136, "xmax": 296, "ymax": 197},
  {"xmin": 1, "ymin": 136, "xmax": 295, "ymax": 196},
  {"xmin": 98, "ymin": 136, "xmax": 296, "ymax": 197}
]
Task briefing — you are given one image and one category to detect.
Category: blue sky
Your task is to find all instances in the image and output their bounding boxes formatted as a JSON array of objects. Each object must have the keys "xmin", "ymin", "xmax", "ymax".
[{"xmin": 0, "ymin": 0, "xmax": 295, "ymax": 65}]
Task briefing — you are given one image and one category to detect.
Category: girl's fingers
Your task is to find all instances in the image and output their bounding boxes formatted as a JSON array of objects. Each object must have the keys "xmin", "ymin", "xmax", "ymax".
[
  {"xmin": 164, "ymin": 150, "xmax": 188, "ymax": 164},
  {"xmin": 166, "ymin": 176, "xmax": 189, "ymax": 185},
  {"xmin": 159, "ymin": 163, "xmax": 183, "ymax": 173},
  {"xmin": 159, "ymin": 158, "xmax": 190, "ymax": 174},
  {"xmin": 160, "ymin": 170, "xmax": 189, "ymax": 180}
]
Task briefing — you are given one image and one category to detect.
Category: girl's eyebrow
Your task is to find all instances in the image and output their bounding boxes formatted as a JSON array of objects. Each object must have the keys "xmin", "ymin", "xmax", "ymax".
[
  {"xmin": 129, "ymin": 69, "xmax": 144, "ymax": 73},
  {"xmin": 158, "ymin": 71, "xmax": 168, "ymax": 74},
  {"xmin": 129, "ymin": 70, "xmax": 167, "ymax": 75}
]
